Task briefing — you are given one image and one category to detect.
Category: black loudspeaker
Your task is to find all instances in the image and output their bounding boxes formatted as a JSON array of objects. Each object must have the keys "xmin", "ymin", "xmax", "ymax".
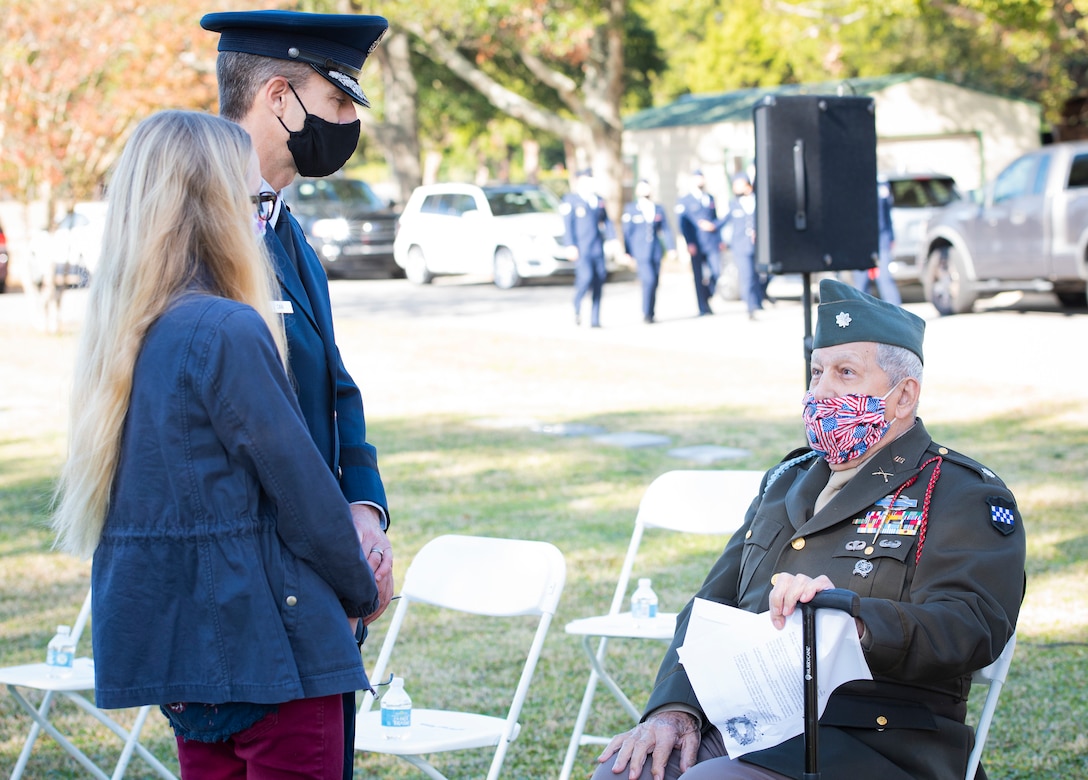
[{"xmin": 754, "ymin": 95, "xmax": 878, "ymax": 274}]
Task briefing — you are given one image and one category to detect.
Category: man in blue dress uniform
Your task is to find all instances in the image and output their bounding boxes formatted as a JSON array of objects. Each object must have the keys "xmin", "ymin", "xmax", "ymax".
[
  {"xmin": 675, "ymin": 169, "xmax": 722, "ymax": 316},
  {"xmin": 561, "ymin": 168, "xmax": 615, "ymax": 328},
  {"xmin": 853, "ymin": 176, "xmax": 902, "ymax": 305},
  {"xmin": 720, "ymin": 172, "xmax": 765, "ymax": 319},
  {"xmin": 622, "ymin": 179, "xmax": 675, "ymax": 323},
  {"xmin": 201, "ymin": 10, "xmax": 393, "ymax": 777}
]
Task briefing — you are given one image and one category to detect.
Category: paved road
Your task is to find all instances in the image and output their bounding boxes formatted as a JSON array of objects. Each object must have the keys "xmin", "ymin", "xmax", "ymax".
[{"xmin": 2, "ymin": 267, "xmax": 1086, "ymax": 430}]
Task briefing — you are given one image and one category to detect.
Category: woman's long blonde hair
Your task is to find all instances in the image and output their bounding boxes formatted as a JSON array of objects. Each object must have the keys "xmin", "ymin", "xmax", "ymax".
[{"xmin": 53, "ymin": 110, "xmax": 285, "ymax": 558}]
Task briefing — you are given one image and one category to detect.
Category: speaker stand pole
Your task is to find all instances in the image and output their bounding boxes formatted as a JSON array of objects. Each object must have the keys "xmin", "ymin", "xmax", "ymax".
[{"xmin": 802, "ymin": 271, "xmax": 813, "ymax": 390}]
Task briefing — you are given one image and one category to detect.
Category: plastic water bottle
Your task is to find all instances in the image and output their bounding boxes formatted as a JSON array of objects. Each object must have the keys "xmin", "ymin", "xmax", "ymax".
[
  {"xmin": 381, "ymin": 676, "xmax": 412, "ymax": 739},
  {"xmin": 46, "ymin": 625, "xmax": 75, "ymax": 677},
  {"xmin": 630, "ymin": 578, "xmax": 658, "ymax": 620}
]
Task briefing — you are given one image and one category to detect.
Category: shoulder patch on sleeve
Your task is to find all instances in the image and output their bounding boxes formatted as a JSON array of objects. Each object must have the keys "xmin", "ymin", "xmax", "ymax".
[{"xmin": 987, "ymin": 496, "xmax": 1017, "ymax": 535}]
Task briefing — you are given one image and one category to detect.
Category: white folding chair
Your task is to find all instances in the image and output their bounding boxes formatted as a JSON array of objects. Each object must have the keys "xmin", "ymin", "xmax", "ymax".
[
  {"xmin": 965, "ymin": 632, "xmax": 1017, "ymax": 780},
  {"xmin": 354, "ymin": 534, "xmax": 566, "ymax": 780},
  {"xmin": 559, "ymin": 469, "xmax": 764, "ymax": 780},
  {"xmin": 0, "ymin": 587, "xmax": 177, "ymax": 780}
]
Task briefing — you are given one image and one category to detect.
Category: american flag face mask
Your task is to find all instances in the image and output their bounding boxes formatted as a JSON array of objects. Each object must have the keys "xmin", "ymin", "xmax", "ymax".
[{"xmin": 802, "ymin": 385, "xmax": 898, "ymax": 465}]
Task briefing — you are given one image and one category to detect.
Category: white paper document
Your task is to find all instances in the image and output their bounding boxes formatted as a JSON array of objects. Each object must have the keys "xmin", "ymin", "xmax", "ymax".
[{"xmin": 677, "ymin": 598, "xmax": 872, "ymax": 758}]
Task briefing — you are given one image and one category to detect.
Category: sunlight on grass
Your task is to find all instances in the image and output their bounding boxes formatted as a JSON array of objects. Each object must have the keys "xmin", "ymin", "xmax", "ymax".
[{"xmin": 3, "ymin": 318, "xmax": 1086, "ymax": 778}]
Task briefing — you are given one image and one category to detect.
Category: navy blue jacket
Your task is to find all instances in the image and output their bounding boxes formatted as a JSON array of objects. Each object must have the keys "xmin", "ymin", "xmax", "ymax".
[
  {"xmin": 92, "ymin": 295, "xmax": 378, "ymax": 709},
  {"xmin": 675, "ymin": 191, "xmax": 721, "ymax": 255},
  {"xmin": 621, "ymin": 201, "xmax": 674, "ymax": 265},
  {"xmin": 266, "ymin": 210, "xmax": 387, "ymax": 516},
  {"xmin": 878, "ymin": 180, "xmax": 895, "ymax": 241},
  {"xmin": 560, "ymin": 193, "xmax": 615, "ymax": 269},
  {"xmin": 719, "ymin": 197, "xmax": 756, "ymax": 259}
]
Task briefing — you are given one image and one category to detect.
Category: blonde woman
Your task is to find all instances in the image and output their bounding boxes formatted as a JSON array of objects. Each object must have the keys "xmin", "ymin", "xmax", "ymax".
[{"xmin": 53, "ymin": 110, "xmax": 378, "ymax": 779}]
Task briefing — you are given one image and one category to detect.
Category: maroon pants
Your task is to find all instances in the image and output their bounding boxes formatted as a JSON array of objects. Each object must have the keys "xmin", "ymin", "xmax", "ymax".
[{"xmin": 176, "ymin": 694, "xmax": 344, "ymax": 780}]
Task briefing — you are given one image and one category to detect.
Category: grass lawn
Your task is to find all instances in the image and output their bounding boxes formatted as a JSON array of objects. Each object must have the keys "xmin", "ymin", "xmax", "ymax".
[{"xmin": 1, "ymin": 284, "xmax": 1086, "ymax": 779}]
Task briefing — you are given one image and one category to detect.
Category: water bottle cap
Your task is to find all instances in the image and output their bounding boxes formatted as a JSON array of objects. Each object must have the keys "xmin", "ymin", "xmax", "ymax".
[{"xmin": 638, "ymin": 578, "xmax": 651, "ymax": 587}]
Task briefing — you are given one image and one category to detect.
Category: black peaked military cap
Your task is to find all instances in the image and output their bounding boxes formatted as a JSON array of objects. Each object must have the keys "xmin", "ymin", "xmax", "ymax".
[
  {"xmin": 813, "ymin": 278, "xmax": 926, "ymax": 363},
  {"xmin": 200, "ymin": 10, "xmax": 388, "ymax": 108}
]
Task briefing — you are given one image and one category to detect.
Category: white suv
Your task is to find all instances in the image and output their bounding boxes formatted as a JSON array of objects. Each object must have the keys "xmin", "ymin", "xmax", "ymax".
[
  {"xmin": 884, "ymin": 172, "xmax": 962, "ymax": 285},
  {"xmin": 393, "ymin": 182, "xmax": 572, "ymax": 288}
]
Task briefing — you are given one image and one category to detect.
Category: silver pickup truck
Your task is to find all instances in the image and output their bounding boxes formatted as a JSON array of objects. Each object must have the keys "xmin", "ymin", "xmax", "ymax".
[{"xmin": 918, "ymin": 141, "xmax": 1088, "ymax": 314}]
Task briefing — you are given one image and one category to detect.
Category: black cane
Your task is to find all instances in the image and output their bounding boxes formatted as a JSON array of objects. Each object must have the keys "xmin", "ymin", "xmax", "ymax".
[{"xmin": 801, "ymin": 588, "xmax": 861, "ymax": 780}]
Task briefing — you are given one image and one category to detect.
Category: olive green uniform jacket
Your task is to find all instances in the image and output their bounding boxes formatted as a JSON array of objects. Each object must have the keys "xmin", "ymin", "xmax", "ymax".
[{"xmin": 644, "ymin": 420, "xmax": 1026, "ymax": 780}]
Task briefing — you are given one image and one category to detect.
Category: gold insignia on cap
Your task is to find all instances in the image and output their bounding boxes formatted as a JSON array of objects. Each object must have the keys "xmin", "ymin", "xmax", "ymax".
[{"xmin": 835, "ymin": 311, "xmax": 852, "ymax": 328}]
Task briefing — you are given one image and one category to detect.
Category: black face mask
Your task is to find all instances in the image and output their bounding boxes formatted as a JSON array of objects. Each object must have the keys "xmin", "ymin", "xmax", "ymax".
[{"xmin": 278, "ymin": 83, "xmax": 361, "ymax": 178}]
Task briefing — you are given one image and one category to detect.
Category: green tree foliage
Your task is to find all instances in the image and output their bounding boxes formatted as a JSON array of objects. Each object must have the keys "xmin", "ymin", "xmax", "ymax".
[
  {"xmin": 0, "ymin": 0, "xmax": 275, "ymax": 208},
  {"xmin": 633, "ymin": 0, "xmax": 1083, "ymax": 128},
  {"xmin": 8, "ymin": 0, "xmax": 1088, "ymax": 212}
]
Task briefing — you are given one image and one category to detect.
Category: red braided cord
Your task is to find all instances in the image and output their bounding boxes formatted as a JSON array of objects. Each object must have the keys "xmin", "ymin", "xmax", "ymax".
[
  {"xmin": 914, "ymin": 456, "xmax": 943, "ymax": 564},
  {"xmin": 876, "ymin": 456, "xmax": 943, "ymax": 564}
]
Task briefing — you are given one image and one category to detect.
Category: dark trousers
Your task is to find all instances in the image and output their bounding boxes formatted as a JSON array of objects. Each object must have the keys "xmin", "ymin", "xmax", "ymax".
[
  {"xmin": 574, "ymin": 260, "xmax": 605, "ymax": 326},
  {"xmin": 590, "ymin": 727, "xmax": 791, "ymax": 780},
  {"xmin": 342, "ymin": 692, "xmax": 355, "ymax": 779},
  {"xmin": 735, "ymin": 250, "xmax": 765, "ymax": 314},
  {"xmin": 690, "ymin": 251, "xmax": 715, "ymax": 314},
  {"xmin": 851, "ymin": 234, "xmax": 902, "ymax": 305},
  {"xmin": 175, "ymin": 693, "xmax": 345, "ymax": 780},
  {"xmin": 636, "ymin": 257, "xmax": 661, "ymax": 319}
]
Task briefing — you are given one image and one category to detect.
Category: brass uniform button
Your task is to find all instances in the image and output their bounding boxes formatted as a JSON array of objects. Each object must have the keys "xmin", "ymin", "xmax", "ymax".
[
  {"xmin": 792, "ymin": 538, "xmax": 806, "ymax": 551},
  {"xmin": 285, "ymin": 596, "xmax": 298, "ymax": 607},
  {"xmin": 771, "ymin": 573, "xmax": 779, "ymax": 586},
  {"xmin": 864, "ymin": 546, "xmax": 874, "ymax": 555},
  {"xmin": 745, "ymin": 529, "xmax": 753, "ymax": 539},
  {"xmin": 938, "ymin": 447, "xmax": 949, "ymax": 455},
  {"xmin": 876, "ymin": 715, "xmax": 888, "ymax": 727}
]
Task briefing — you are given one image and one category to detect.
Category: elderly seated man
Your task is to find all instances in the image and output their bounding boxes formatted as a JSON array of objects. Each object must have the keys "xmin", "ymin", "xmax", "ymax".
[{"xmin": 592, "ymin": 278, "xmax": 1025, "ymax": 780}]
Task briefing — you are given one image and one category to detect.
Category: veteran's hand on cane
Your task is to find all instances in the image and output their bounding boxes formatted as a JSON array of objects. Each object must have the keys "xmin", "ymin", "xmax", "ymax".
[
  {"xmin": 597, "ymin": 710, "xmax": 701, "ymax": 780},
  {"xmin": 350, "ymin": 503, "xmax": 394, "ymax": 625},
  {"xmin": 768, "ymin": 572, "xmax": 835, "ymax": 630}
]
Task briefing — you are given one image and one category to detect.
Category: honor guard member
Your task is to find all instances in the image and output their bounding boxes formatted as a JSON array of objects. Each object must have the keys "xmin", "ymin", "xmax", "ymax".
[
  {"xmin": 591, "ymin": 278, "xmax": 1025, "ymax": 780},
  {"xmin": 675, "ymin": 169, "xmax": 723, "ymax": 316},
  {"xmin": 561, "ymin": 168, "xmax": 616, "ymax": 328},
  {"xmin": 201, "ymin": 10, "xmax": 394, "ymax": 779},
  {"xmin": 720, "ymin": 172, "xmax": 765, "ymax": 320},
  {"xmin": 853, "ymin": 175, "xmax": 902, "ymax": 305},
  {"xmin": 622, "ymin": 179, "xmax": 675, "ymax": 323}
]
